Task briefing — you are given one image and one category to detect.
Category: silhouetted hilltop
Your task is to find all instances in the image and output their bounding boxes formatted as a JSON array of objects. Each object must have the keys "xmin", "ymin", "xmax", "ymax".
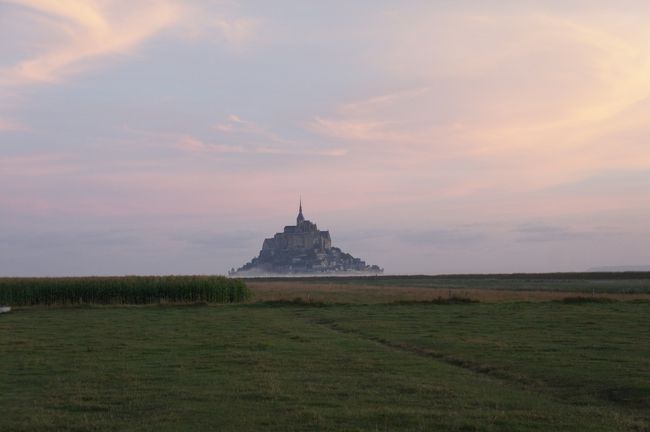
[{"xmin": 230, "ymin": 202, "xmax": 382, "ymax": 277}]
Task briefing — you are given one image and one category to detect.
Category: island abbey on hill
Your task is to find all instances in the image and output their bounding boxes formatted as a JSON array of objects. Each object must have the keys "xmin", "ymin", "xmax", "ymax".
[{"xmin": 230, "ymin": 202, "xmax": 383, "ymax": 276}]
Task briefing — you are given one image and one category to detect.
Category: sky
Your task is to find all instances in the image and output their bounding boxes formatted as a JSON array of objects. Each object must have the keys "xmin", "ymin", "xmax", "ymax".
[{"xmin": 1, "ymin": 0, "xmax": 650, "ymax": 276}]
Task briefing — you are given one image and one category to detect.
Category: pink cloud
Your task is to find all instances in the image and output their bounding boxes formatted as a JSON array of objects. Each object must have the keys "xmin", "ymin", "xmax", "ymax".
[
  {"xmin": 0, "ymin": 118, "xmax": 26, "ymax": 132},
  {"xmin": 174, "ymin": 136, "xmax": 245, "ymax": 154},
  {"xmin": 308, "ymin": 11, "xmax": 650, "ymax": 198},
  {"xmin": 0, "ymin": 1, "xmax": 264, "ymax": 88},
  {"xmin": 213, "ymin": 115, "xmax": 349, "ymax": 157},
  {"xmin": 310, "ymin": 117, "xmax": 403, "ymax": 142},
  {"xmin": 214, "ymin": 114, "xmax": 291, "ymax": 144},
  {"xmin": 0, "ymin": 0, "xmax": 182, "ymax": 87},
  {"xmin": 0, "ymin": 153, "xmax": 77, "ymax": 176},
  {"xmin": 214, "ymin": 17, "xmax": 261, "ymax": 47}
]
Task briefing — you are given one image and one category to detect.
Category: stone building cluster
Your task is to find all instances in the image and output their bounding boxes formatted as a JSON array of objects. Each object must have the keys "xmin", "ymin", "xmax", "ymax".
[{"xmin": 230, "ymin": 202, "xmax": 383, "ymax": 276}]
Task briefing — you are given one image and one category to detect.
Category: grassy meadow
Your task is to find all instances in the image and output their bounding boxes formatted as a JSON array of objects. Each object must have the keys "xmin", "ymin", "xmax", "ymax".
[
  {"xmin": 247, "ymin": 273, "xmax": 650, "ymax": 304},
  {"xmin": 1, "ymin": 274, "xmax": 649, "ymax": 431}
]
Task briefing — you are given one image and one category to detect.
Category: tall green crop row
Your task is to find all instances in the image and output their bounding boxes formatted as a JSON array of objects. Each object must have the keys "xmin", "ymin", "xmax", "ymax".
[{"xmin": 0, "ymin": 276, "xmax": 251, "ymax": 306}]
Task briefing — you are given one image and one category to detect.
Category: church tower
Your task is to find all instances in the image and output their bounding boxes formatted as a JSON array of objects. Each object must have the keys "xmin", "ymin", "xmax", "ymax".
[{"xmin": 297, "ymin": 198, "xmax": 305, "ymax": 225}]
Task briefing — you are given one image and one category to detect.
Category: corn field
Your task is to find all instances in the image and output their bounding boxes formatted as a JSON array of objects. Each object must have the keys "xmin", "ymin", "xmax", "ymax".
[{"xmin": 0, "ymin": 276, "xmax": 251, "ymax": 306}]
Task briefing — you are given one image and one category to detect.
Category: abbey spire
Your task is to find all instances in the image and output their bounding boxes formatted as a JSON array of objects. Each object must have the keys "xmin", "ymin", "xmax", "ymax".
[{"xmin": 297, "ymin": 197, "xmax": 305, "ymax": 225}]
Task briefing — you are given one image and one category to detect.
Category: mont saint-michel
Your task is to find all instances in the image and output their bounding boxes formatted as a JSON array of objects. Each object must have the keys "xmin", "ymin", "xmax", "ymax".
[{"xmin": 230, "ymin": 202, "xmax": 383, "ymax": 276}]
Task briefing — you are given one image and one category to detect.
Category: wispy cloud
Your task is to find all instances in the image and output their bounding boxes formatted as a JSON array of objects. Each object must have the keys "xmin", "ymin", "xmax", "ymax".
[
  {"xmin": 210, "ymin": 115, "xmax": 348, "ymax": 157},
  {"xmin": 172, "ymin": 230, "xmax": 263, "ymax": 249},
  {"xmin": 175, "ymin": 133, "xmax": 347, "ymax": 158},
  {"xmin": 174, "ymin": 135, "xmax": 245, "ymax": 154},
  {"xmin": 213, "ymin": 17, "xmax": 261, "ymax": 47},
  {"xmin": 0, "ymin": 0, "xmax": 181, "ymax": 86},
  {"xmin": 311, "ymin": 117, "xmax": 406, "ymax": 143},
  {"xmin": 0, "ymin": 153, "xmax": 77, "ymax": 176},
  {"xmin": 397, "ymin": 229, "xmax": 487, "ymax": 247},
  {"xmin": 0, "ymin": 228, "xmax": 139, "ymax": 248},
  {"xmin": 215, "ymin": 114, "xmax": 294, "ymax": 144},
  {"xmin": 0, "ymin": 1, "xmax": 265, "ymax": 90},
  {"xmin": 514, "ymin": 224, "xmax": 616, "ymax": 243},
  {"xmin": 0, "ymin": 117, "xmax": 26, "ymax": 132},
  {"xmin": 310, "ymin": 10, "xmax": 650, "ymax": 195},
  {"xmin": 310, "ymin": 87, "xmax": 437, "ymax": 144}
]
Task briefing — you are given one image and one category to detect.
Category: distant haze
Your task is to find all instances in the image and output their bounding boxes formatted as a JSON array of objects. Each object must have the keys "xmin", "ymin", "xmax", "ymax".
[
  {"xmin": 588, "ymin": 266, "xmax": 650, "ymax": 272},
  {"xmin": 1, "ymin": 1, "xmax": 649, "ymax": 276}
]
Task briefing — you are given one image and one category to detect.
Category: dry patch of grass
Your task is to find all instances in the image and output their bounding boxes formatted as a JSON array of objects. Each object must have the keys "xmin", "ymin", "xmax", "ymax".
[{"xmin": 247, "ymin": 281, "xmax": 650, "ymax": 304}]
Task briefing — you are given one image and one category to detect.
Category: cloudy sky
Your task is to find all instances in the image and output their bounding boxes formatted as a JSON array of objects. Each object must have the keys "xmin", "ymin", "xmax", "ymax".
[{"xmin": 1, "ymin": 0, "xmax": 649, "ymax": 276}]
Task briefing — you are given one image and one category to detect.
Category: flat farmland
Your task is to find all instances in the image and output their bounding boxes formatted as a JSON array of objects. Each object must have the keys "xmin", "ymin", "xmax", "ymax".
[
  {"xmin": 1, "ymin": 274, "xmax": 649, "ymax": 431},
  {"xmin": 247, "ymin": 272, "xmax": 650, "ymax": 303}
]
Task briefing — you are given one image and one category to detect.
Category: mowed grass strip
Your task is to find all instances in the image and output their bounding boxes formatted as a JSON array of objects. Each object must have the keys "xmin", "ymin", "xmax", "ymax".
[
  {"xmin": 0, "ymin": 304, "xmax": 641, "ymax": 432},
  {"xmin": 301, "ymin": 301, "xmax": 650, "ymax": 428},
  {"xmin": 0, "ymin": 276, "xmax": 251, "ymax": 306}
]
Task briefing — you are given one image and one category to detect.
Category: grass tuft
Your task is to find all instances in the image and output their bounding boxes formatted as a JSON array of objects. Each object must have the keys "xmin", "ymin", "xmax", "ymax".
[
  {"xmin": 555, "ymin": 296, "xmax": 616, "ymax": 304},
  {"xmin": 255, "ymin": 297, "xmax": 340, "ymax": 307},
  {"xmin": 391, "ymin": 296, "xmax": 479, "ymax": 305}
]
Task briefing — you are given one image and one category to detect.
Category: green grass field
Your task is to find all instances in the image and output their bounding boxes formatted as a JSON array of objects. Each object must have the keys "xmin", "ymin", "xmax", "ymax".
[{"xmin": 2, "ymin": 281, "xmax": 649, "ymax": 431}]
